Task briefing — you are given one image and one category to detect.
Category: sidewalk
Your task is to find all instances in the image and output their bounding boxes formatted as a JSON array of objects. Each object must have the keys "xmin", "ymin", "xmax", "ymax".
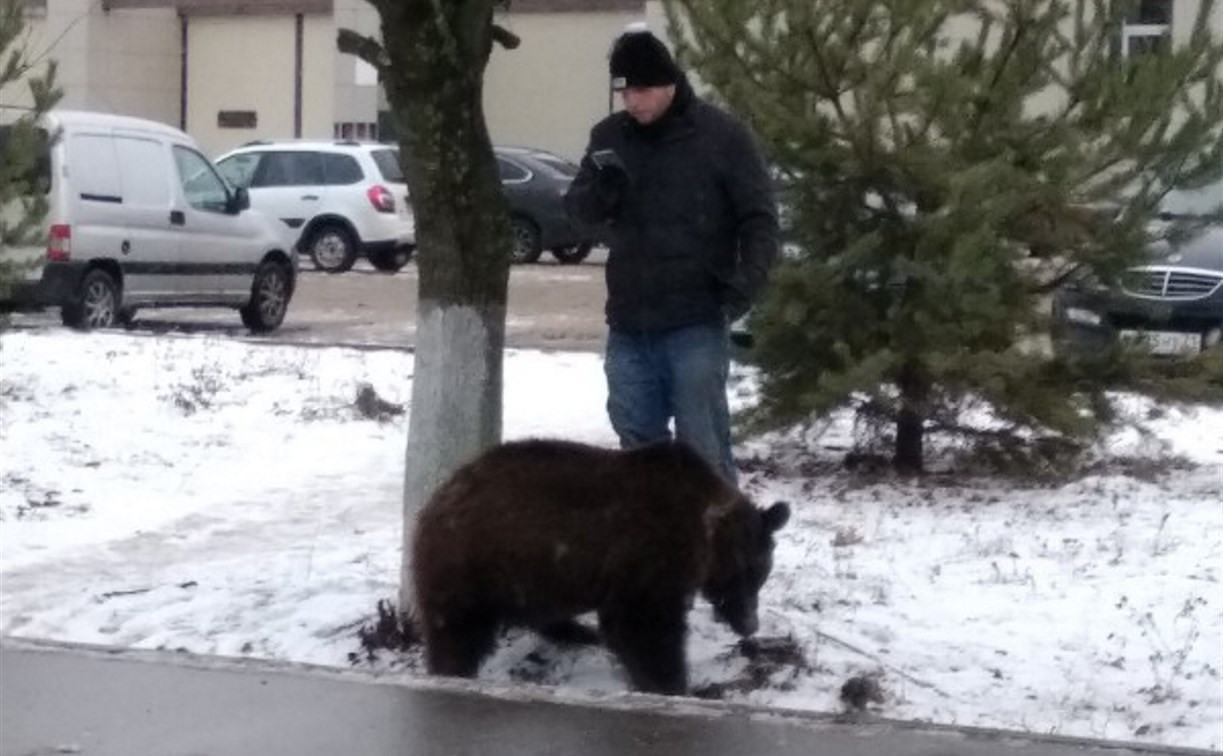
[{"xmin": 1, "ymin": 640, "xmax": 1210, "ymax": 756}]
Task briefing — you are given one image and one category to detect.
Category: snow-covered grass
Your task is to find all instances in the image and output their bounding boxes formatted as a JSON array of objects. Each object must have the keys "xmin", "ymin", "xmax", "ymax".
[{"xmin": 1, "ymin": 330, "xmax": 1219, "ymax": 750}]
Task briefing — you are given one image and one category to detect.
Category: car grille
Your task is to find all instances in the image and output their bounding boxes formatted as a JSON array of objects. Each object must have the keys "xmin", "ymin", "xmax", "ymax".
[{"xmin": 1122, "ymin": 267, "xmax": 1223, "ymax": 301}]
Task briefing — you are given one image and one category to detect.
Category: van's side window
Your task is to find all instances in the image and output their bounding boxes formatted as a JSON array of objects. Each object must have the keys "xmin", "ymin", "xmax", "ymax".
[{"xmin": 173, "ymin": 146, "xmax": 230, "ymax": 213}]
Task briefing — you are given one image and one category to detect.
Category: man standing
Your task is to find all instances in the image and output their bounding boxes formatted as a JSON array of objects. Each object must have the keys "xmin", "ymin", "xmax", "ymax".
[{"xmin": 565, "ymin": 25, "xmax": 779, "ymax": 483}]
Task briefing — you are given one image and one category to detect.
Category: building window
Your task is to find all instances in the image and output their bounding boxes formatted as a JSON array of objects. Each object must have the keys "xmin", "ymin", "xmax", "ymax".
[
  {"xmin": 1122, "ymin": 0, "xmax": 1171, "ymax": 58},
  {"xmin": 19, "ymin": 0, "xmax": 46, "ymax": 16},
  {"xmin": 1131, "ymin": 0, "xmax": 1172, "ymax": 24},
  {"xmin": 334, "ymin": 122, "xmax": 377, "ymax": 142}
]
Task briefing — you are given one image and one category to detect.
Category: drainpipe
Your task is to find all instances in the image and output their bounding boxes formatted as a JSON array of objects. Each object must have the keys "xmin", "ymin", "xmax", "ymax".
[
  {"xmin": 294, "ymin": 13, "xmax": 304, "ymax": 138},
  {"xmin": 179, "ymin": 14, "xmax": 188, "ymax": 131}
]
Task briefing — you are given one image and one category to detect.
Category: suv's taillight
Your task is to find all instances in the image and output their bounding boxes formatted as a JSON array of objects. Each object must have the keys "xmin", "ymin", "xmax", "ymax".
[
  {"xmin": 47, "ymin": 224, "xmax": 71, "ymax": 261},
  {"xmin": 367, "ymin": 185, "xmax": 395, "ymax": 213}
]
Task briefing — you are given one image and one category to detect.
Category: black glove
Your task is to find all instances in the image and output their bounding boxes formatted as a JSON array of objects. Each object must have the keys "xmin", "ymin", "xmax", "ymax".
[
  {"xmin": 595, "ymin": 166, "xmax": 628, "ymax": 213},
  {"xmin": 590, "ymin": 150, "xmax": 629, "ymax": 218}
]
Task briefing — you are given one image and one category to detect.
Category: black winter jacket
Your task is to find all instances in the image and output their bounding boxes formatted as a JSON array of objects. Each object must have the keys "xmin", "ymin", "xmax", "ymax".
[{"xmin": 565, "ymin": 81, "xmax": 779, "ymax": 332}]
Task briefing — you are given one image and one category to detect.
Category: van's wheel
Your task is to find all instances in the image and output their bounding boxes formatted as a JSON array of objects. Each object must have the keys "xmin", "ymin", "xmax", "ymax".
[
  {"xmin": 61, "ymin": 269, "xmax": 120, "ymax": 330},
  {"xmin": 369, "ymin": 245, "xmax": 414, "ymax": 273},
  {"xmin": 509, "ymin": 217, "xmax": 543, "ymax": 264},
  {"xmin": 551, "ymin": 243, "xmax": 592, "ymax": 265},
  {"xmin": 241, "ymin": 260, "xmax": 292, "ymax": 333},
  {"xmin": 307, "ymin": 225, "xmax": 357, "ymax": 273}
]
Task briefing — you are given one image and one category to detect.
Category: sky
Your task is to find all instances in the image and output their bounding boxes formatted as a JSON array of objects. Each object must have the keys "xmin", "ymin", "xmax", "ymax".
[{"xmin": 0, "ymin": 329, "xmax": 1220, "ymax": 751}]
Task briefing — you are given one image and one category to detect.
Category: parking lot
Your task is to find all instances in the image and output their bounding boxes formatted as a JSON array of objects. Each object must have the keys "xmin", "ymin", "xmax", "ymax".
[{"xmin": 7, "ymin": 251, "xmax": 610, "ymax": 353}]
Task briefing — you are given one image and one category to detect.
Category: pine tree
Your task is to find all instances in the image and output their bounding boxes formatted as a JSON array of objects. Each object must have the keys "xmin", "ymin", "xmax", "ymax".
[
  {"xmin": 664, "ymin": 0, "xmax": 1223, "ymax": 472},
  {"xmin": 0, "ymin": 0, "xmax": 61, "ymax": 323}
]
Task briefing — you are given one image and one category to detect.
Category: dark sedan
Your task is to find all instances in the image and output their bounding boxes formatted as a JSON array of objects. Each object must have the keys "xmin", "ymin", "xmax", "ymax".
[
  {"xmin": 496, "ymin": 146, "xmax": 599, "ymax": 264},
  {"xmin": 1052, "ymin": 183, "xmax": 1223, "ymax": 357}
]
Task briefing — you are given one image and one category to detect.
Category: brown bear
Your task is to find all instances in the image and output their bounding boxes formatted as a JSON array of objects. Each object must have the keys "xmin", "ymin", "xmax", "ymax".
[{"xmin": 411, "ymin": 438, "xmax": 790, "ymax": 695}]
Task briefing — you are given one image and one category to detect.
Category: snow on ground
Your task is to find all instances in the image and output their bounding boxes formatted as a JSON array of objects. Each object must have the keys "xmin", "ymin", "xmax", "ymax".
[{"xmin": 1, "ymin": 329, "xmax": 1220, "ymax": 750}]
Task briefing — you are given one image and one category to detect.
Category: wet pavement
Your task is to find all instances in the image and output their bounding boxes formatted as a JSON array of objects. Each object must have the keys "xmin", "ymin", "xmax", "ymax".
[
  {"xmin": 1, "ymin": 641, "xmax": 1210, "ymax": 756},
  {"xmin": 5, "ymin": 254, "xmax": 612, "ymax": 353}
]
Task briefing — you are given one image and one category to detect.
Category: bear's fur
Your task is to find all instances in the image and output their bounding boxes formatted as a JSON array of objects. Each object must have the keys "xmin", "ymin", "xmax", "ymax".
[{"xmin": 411, "ymin": 438, "xmax": 789, "ymax": 695}]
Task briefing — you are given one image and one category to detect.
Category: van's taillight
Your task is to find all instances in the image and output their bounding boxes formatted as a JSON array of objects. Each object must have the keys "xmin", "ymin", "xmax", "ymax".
[
  {"xmin": 367, "ymin": 185, "xmax": 395, "ymax": 213},
  {"xmin": 47, "ymin": 224, "xmax": 71, "ymax": 261}
]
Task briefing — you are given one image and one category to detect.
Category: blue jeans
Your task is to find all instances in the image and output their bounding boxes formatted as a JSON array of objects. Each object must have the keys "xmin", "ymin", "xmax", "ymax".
[{"xmin": 604, "ymin": 322, "xmax": 736, "ymax": 483}]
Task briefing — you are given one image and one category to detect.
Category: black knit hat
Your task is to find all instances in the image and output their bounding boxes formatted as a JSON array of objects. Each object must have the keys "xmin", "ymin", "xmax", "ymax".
[{"xmin": 609, "ymin": 28, "xmax": 681, "ymax": 90}]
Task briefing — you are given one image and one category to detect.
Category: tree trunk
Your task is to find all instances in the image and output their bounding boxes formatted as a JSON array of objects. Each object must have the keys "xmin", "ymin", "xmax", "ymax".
[
  {"xmin": 370, "ymin": 1, "xmax": 512, "ymax": 613},
  {"xmin": 893, "ymin": 362, "xmax": 926, "ymax": 475}
]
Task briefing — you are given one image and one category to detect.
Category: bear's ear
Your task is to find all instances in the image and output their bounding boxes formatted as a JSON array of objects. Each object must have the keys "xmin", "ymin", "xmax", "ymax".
[{"xmin": 763, "ymin": 501, "xmax": 790, "ymax": 533}]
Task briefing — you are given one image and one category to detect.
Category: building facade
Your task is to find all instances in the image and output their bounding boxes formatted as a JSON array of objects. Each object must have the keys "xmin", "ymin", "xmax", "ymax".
[
  {"xmin": 4, "ymin": 0, "xmax": 1218, "ymax": 159},
  {"xmin": 6, "ymin": 0, "xmax": 645, "ymax": 159}
]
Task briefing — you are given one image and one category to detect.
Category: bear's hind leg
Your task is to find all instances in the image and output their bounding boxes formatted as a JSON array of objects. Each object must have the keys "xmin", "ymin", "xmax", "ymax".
[
  {"xmin": 422, "ymin": 609, "xmax": 498, "ymax": 679},
  {"xmin": 599, "ymin": 599, "xmax": 689, "ymax": 695}
]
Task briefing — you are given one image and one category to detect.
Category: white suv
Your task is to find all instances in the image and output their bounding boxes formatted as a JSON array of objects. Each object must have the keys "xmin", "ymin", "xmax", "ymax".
[{"xmin": 215, "ymin": 141, "xmax": 416, "ymax": 273}]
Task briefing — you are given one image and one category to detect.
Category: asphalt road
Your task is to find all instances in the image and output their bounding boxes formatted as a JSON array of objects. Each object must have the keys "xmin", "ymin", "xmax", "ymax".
[
  {"xmin": 3, "ymin": 641, "xmax": 1208, "ymax": 756},
  {"xmin": 7, "ymin": 252, "xmax": 611, "ymax": 353}
]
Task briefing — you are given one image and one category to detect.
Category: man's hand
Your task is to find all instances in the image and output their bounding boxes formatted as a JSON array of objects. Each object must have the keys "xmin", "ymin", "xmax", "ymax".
[
  {"xmin": 566, "ymin": 147, "xmax": 630, "ymax": 225},
  {"xmin": 594, "ymin": 161, "xmax": 630, "ymax": 214}
]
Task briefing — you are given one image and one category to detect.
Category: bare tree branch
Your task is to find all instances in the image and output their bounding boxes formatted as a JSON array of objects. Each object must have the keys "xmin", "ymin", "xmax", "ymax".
[
  {"xmin": 337, "ymin": 28, "xmax": 388, "ymax": 72},
  {"xmin": 492, "ymin": 24, "xmax": 520, "ymax": 49}
]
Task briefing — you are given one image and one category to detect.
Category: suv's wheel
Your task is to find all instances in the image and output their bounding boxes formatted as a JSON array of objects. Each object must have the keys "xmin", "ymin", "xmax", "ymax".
[
  {"xmin": 61, "ymin": 269, "xmax": 120, "ymax": 330},
  {"xmin": 369, "ymin": 245, "xmax": 414, "ymax": 273},
  {"xmin": 551, "ymin": 243, "xmax": 592, "ymax": 265},
  {"xmin": 307, "ymin": 225, "xmax": 358, "ymax": 273},
  {"xmin": 240, "ymin": 260, "xmax": 291, "ymax": 333},
  {"xmin": 509, "ymin": 216, "xmax": 543, "ymax": 264}
]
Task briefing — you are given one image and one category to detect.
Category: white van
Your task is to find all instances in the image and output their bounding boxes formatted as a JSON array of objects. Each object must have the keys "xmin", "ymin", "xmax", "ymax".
[{"xmin": 0, "ymin": 110, "xmax": 295, "ymax": 332}]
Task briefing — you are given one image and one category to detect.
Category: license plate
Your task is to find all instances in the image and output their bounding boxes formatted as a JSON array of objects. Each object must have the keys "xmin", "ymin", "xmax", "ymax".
[{"xmin": 1120, "ymin": 330, "xmax": 1201, "ymax": 356}]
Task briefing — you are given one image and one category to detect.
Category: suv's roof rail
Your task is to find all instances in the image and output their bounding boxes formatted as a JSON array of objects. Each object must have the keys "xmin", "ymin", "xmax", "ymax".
[
  {"xmin": 334, "ymin": 140, "xmax": 363, "ymax": 147},
  {"xmin": 241, "ymin": 139, "xmax": 273, "ymax": 147}
]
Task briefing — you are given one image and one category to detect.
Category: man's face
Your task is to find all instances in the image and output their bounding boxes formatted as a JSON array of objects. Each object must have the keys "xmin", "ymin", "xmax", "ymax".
[{"xmin": 620, "ymin": 85, "xmax": 676, "ymax": 125}]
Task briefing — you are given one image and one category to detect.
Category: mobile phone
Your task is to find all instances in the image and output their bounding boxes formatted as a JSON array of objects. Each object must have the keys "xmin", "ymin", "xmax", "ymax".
[{"xmin": 590, "ymin": 149, "xmax": 622, "ymax": 171}]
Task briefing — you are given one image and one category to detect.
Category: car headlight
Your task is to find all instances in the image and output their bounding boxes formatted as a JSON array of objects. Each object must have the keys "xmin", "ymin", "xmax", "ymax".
[{"xmin": 1064, "ymin": 307, "xmax": 1103, "ymax": 326}]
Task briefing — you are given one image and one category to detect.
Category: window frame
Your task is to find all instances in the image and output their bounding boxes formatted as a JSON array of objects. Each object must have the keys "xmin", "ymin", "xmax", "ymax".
[{"xmin": 1121, "ymin": 0, "xmax": 1172, "ymax": 60}]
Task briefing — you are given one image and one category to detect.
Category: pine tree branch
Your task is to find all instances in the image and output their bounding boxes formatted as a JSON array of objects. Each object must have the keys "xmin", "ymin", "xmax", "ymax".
[{"xmin": 967, "ymin": 7, "xmax": 1030, "ymax": 144}]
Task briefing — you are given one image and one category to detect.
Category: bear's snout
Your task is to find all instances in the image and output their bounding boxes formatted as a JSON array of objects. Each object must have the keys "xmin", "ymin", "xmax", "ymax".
[
  {"xmin": 732, "ymin": 613, "xmax": 759, "ymax": 637},
  {"xmin": 715, "ymin": 595, "xmax": 760, "ymax": 637}
]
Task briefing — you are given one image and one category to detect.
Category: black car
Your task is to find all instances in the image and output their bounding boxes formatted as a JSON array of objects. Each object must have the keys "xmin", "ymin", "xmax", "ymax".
[
  {"xmin": 1052, "ymin": 183, "xmax": 1223, "ymax": 357},
  {"xmin": 496, "ymin": 146, "xmax": 599, "ymax": 264}
]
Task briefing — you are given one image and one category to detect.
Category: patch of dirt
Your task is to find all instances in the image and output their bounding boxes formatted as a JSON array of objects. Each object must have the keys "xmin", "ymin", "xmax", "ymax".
[
  {"xmin": 349, "ymin": 599, "xmax": 420, "ymax": 665},
  {"xmin": 354, "ymin": 383, "xmax": 405, "ymax": 422},
  {"xmin": 840, "ymin": 673, "xmax": 886, "ymax": 710},
  {"xmin": 692, "ymin": 635, "xmax": 809, "ymax": 700}
]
